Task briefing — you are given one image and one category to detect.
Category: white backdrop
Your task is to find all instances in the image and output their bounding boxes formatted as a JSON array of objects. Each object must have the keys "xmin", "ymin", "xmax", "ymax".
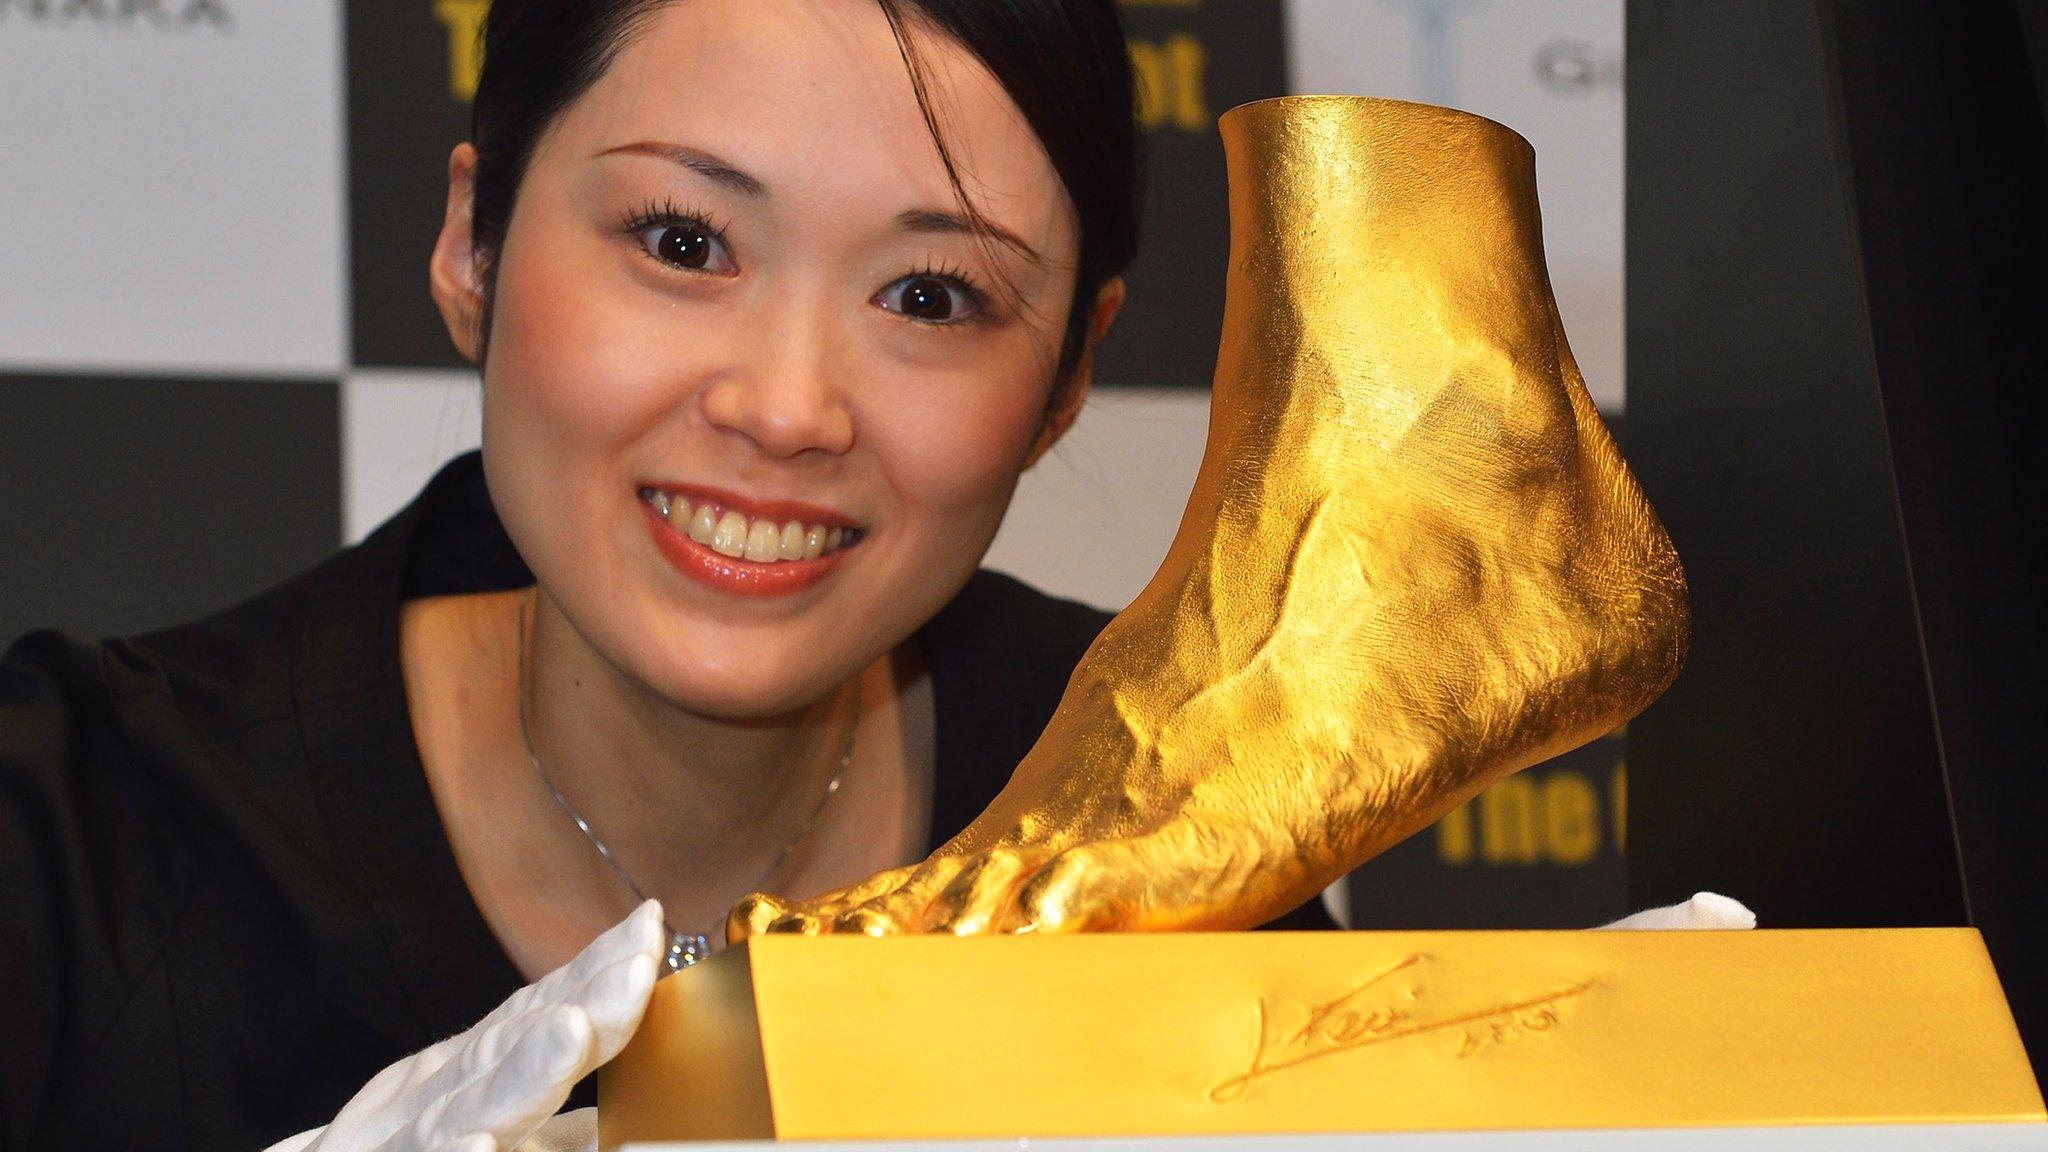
[{"xmin": 0, "ymin": 3, "xmax": 346, "ymax": 376}]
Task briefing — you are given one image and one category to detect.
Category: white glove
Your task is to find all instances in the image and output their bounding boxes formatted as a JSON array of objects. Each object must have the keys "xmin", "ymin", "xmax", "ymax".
[
  {"xmin": 265, "ymin": 900, "xmax": 665, "ymax": 1152},
  {"xmin": 1595, "ymin": 890, "xmax": 1756, "ymax": 930}
]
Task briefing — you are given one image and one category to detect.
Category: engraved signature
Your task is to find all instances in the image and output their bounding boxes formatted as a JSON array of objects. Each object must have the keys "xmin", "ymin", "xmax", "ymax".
[{"xmin": 1207, "ymin": 953, "xmax": 1595, "ymax": 1102}]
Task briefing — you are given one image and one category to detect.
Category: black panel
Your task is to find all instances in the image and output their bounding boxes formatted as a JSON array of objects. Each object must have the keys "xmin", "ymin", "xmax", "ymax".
[
  {"xmin": 346, "ymin": 0, "xmax": 478, "ymax": 368},
  {"xmin": 1348, "ymin": 734, "xmax": 1628, "ymax": 930},
  {"xmin": 1623, "ymin": 5, "xmax": 1965, "ymax": 928},
  {"xmin": 1814, "ymin": 0, "xmax": 2048, "ymax": 1067},
  {"xmin": 0, "ymin": 374, "xmax": 340, "ymax": 644},
  {"xmin": 2019, "ymin": 0, "xmax": 2048, "ymax": 125},
  {"xmin": 1102, "ymin": 1, "xmax": 1290, "ymax": 388}
]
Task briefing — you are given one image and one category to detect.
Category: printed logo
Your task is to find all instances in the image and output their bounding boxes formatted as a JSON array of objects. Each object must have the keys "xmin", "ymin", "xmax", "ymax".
[
  {"xmin": 1382, "ymin": 0, "xmax": 1488, "ymax": 106},
  {"xmin": 0, "ymin": 0, "xmax": 231, "ymax": 28},
  {"xmin": 1344, "ymin": 732, "xmax": 1631, "ymax": 930},
  {"xmin": 432, "ymin": 0, "xmax": 486, "ymax": 100},
  {"xmin": 1535, "ymin": 40, "xmax": 1623, "ymax": 95},
  {"xmin": 1129, "ymin": 32, "xmax": 1211, "ymax": 132}
]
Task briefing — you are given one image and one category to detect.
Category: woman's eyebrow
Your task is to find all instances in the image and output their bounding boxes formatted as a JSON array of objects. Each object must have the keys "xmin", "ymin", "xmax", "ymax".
[
  {"xmin": 595, "ymin": 141, "xmax": 766, "ymax": 198},
  {"xmin": 595, "ymin": 139, "xmax": 1046, "ymax": 266},
  {"xmin": 895, "ymin": 207, "xmax": 1045, "ymax": 268}
]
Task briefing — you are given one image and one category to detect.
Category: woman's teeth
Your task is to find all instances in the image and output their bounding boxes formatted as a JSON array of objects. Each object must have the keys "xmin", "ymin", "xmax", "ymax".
[{"xmin": 640, "ymin": 488, "xmax": 860, "ymax": 562}]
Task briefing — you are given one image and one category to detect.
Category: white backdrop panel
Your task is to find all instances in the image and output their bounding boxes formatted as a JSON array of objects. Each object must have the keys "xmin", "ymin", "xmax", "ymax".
[
  {"xmin": 343, "ymin": 369, "xmax": 483, "ymax": 543},
  {"xmin": 1286, "ymin": 0, "xmax": 1626, "ymax": 412},
  {"xmin": 985, "ymin": 386, "xmax": 1211, "ymax": 612},
  {"xmin": 0, "ymin": 2, "xmax": 345, "ymax": 377}
]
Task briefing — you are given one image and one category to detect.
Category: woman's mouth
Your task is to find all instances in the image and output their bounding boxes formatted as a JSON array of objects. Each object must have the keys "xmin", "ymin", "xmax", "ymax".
[
  {"xmin": 638, "ymin": 486, "xmax": 864, "ymax": 562},
  {"xmin": 636, "ymin": 485, "xmax": 865, "ymax": 597}
]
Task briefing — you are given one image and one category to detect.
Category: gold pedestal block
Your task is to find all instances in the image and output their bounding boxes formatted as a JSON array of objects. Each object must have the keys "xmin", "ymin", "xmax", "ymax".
[{"xmin": 599, "ymin": 929, "xmax": 2043, "ymax": 1146}]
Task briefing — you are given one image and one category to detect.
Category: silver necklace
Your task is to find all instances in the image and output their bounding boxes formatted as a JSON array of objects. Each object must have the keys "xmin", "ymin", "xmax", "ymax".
[{"xmin": 515, "ymin": 591, "xmax": 853, "ymax": 973}]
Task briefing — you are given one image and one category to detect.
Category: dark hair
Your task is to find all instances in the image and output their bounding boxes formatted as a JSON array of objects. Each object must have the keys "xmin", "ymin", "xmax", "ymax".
[{"xmin": 467, "ymin": 0, "xmax": 1142, "ymax": 386}]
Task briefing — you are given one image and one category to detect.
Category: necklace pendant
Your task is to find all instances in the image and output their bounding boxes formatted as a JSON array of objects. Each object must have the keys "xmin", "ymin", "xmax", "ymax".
[{"xmin": 665, "ymin": 929, "xmax": 714, "ymax": 973}]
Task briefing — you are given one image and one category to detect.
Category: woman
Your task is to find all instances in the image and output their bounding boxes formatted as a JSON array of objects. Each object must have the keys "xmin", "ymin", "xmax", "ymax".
[{"xmin": 0, "ymin": 1, "xmax": 1334, "ymax": 1148}]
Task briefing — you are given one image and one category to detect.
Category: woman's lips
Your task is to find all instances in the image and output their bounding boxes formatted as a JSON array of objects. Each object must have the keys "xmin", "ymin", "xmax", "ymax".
[{"xmin": 638, "ymin": 499, "xmax": 856, "ymax": 598}]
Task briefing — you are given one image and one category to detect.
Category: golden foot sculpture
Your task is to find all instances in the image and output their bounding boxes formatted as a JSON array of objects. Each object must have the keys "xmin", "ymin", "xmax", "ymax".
[{"xmin": 732, "ymin": 96, "xmax": 1689, "ymax": 939}]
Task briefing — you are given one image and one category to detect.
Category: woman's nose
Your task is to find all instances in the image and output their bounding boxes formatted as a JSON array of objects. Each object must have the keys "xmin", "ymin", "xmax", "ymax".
[{"xmin": 697, "ymin": 305, "xmax": 855, "ymax": 459}]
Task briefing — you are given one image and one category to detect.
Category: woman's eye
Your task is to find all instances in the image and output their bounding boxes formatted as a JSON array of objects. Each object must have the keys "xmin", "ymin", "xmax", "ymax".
[
  {"xmin": 636, "ymin": 220, "xmax": 736, "ymax": 275},
  {"xmin": 876, "ymin": 274, "xmax": 981, "ymax": 325}
]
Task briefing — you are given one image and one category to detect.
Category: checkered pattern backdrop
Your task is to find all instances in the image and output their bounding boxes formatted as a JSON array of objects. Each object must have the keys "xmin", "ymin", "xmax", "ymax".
[{"xmin": 1, "ymin": 0, "xmax": 1626, "ymax": 928}]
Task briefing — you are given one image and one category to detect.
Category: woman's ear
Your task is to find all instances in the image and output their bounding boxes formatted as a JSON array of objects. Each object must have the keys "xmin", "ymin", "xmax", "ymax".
[
  {"xmin": 428, "ymin": 143, "xmax": 487, "ymax": 364},
  {"xmin": 1025, "ymin": 275, "xmax": 1126, "ymax": 468}
]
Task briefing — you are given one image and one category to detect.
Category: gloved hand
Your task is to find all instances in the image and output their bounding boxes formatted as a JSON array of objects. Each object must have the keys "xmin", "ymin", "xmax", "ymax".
[
  {"xmin": 1595, "ymin": 891, "xmax": 1756, "ymax": 930},
  {"xmin": 264, "ymin": 900, "xmax": 665, "ymax": 1152}
]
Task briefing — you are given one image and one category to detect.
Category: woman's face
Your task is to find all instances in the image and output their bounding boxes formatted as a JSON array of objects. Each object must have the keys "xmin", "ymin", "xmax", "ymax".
[{"xmin": 453, "ymin": 0, "xmax": 1103, "ymax": 718}]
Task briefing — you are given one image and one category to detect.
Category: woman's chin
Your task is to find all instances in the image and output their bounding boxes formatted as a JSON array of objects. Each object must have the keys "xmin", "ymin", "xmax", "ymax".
[{"xmin": 636, "ymin": 654, "xmax": 855, "ymax": 723}]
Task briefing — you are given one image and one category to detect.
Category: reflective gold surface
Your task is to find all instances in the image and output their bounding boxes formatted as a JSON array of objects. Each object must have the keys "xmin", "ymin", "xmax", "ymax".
[
  {"xmin": 733, "ymin": 95, "xmax": 1688, "ymax": 938},
  {"xmin": 600, "ymin": 929, "xmax": 2045, "ymax": 1145}
]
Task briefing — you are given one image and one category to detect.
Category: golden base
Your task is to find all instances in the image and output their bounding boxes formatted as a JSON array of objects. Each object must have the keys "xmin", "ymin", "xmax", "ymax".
[{"xmin": 599, "ymin": 929, "xmax": 2042, "ymax": 1146}]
